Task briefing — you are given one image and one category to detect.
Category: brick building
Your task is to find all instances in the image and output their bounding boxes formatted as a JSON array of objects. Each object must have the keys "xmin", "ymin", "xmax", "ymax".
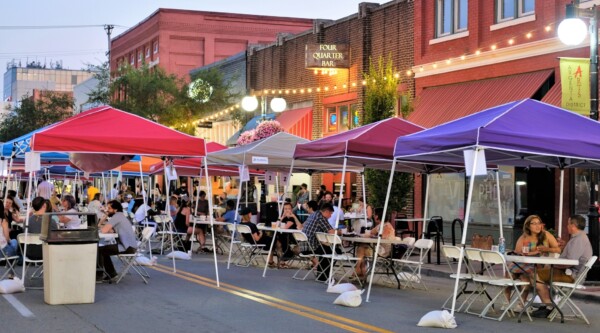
[
  {"xmin": 408, "ymin": 0, "xmax": 599, "ymax": 245},
  {"xmin": 246, "ymin": 1, "xmax": 414, "ymax": 203},
  {"xmin": 110, "ymin": 9, "xmax": 314, "ymax": 81}
]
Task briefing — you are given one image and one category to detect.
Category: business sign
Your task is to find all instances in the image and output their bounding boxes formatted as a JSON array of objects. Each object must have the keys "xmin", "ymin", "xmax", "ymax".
[
  {"xmin": 560, "ymin": 57, "xmax": 590, "ymax": 116},
  {"xmin": 305, "ymin": 44, "xmax": 349, "ymax": 69},
  {"xmin": 252, "ymin": 156, "xmax": 269, "ymax": 164},
  {"xmin": 197, "ymin": 121, "xmax": 213, "ymax": 128}
]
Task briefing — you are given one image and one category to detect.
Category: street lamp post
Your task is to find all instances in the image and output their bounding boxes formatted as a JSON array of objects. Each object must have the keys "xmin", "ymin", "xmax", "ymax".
[
  {"xmin": 558, "ymin": 1, "xmax": 600, "ymax": 280},
  {"xmin": 241, "ymin": 95, "xmax": 287, "ymax": 120}
]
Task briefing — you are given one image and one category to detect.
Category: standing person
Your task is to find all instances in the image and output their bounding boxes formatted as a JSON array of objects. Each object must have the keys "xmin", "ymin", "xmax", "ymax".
[
  {"xmin": 320, "ymin": 192, "xmax": 343, "ymax": 228},
  {"xmin": 195, "ymin": 191, "xmax": 209, "ymax": 216},
  {"xmin": 531, "ymin": 215, "xmax": 594, "ymax": 318},
  {"xmin": 302, "ymin": 202, "xmax": 337, "ymax": 282},
  {"xmin": 153, "ymin": 183, "xmax": 162, "ymax": 203},
  {"xmin": 174, "ymin": 182, "xmax": 189, "ymax": 199},
  {"xmin": 316, "ymin": 185, "xmax": 327, "ymax": 203},
  {"xmin": 97, "ymin": 200, "xmax": 138, "ymax": 280},
  {"xmin": 296, "ymin": 183, "xmax": 309, "ymax": 205},
  {"xmin": 86, "ymin": 182, "xmax": 99, "ymax": 205},
  {"xmin": 110, "ymin": 183, "xmax": 119, "ymax": 201},
  {"xmin": 37, "ymin": 175, "xmax": 54, "ymax": 200}
]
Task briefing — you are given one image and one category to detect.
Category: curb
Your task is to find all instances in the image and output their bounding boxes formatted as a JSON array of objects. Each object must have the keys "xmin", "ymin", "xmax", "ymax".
[{"xmin": 420, "ymin": 266, "xmax": 600, "ymax": 304}]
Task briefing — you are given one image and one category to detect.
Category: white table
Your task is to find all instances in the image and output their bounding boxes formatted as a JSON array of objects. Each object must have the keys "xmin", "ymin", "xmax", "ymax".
[
  {"xmin": 505, "ymin": 255, "xmax": 578, "ymax": 323},
  {"xmin": 258, "ymin": 224, "xmax": 303, "ymax": 277}
]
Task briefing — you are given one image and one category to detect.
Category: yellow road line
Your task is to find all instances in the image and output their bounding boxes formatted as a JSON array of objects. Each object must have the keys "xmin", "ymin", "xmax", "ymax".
[{"xmin": 152, "ymin": 264, "xmax": 394, "ymax": 333}]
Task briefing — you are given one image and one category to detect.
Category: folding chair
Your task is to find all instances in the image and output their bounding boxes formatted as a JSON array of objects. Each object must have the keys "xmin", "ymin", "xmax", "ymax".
[
  {"xmin": 234, "ymin": 224, "xmax": 267, "ymax": 267},
  {"xmin": 17, "ymin": 233, "xmax": 44, "ymax": 287},
  {"xmin": 314, "ymin": 232, "xmax": 334, "ymax": 282},
  {"xmin": 441, "ymin": 245, "xmax": 473, "ymax": 312},
  {"xmin": 0, "ymin": 246, "xmax": 19, "ymax": 280},
  {"xmin": 155, "ymin": 214, "xmax": 186, "ymax": 254},
  {"xmin": 548, "ymin": 255, "xmax": 598, "ymax": 324},
  {"xmin": 115, "ymin": 226, "xmax": 156, "ymax": 284},
  {"xmin": 478, "ymin": 250, "xmax": 531, "ymax": 321},
  {"xmin": 324, "ymin": 233, "xmax": 363, "ymax": 286},
  {"xmin": 462, "ymin": 248, "xmax": 496, "ymax": 315},
  {"xmin": 291, "ymin": 231, "xmax": 318, "ymax": 280},
  {"xmin": 393, "ymin": 238, "xmax": 433, "ymax": 290}
]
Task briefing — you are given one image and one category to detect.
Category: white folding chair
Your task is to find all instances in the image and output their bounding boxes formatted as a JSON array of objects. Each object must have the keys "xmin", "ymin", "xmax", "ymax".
[
  {"xmin": 393, "ymin": 238, "xmax": 433, "ymax": 290},
  {"xmin": 548, "ymin": 255, "xmax": 597, "ymax": 324},
  {"xmin": 324, "ymin": 233, "xmax": 362, "ymax": 286},
  {"xmin": 0, "ymin": 246, "xmax": 19, "ymax": 280},
  {"xmin": 440, "ymin": 245, "xmax": 473, "ymax": 312},
  {"xmin": 155, "ymin": 214, "xmax": 186, "ymax": 254},
  {"xmin": 314, "ymin": 232, "xmax": 333, "ymax": 282},
  {"xmin": 462, "ymin": 248, "xmax": 496, "ymax": 315},
  {"xmin": 17, "ymin": 233, "xmax": 44, "ymax": 287},
  {"xmin": 115, "ymin": 226, "xmax": 156, "ymax": 284},
  {"xmin": 478, "ymin": 250, "xmax": 531, "ymax": 321},
  {"xmin": 234, "ymin": 224, "xmax": 267, "ymax": 267},
  {"xmin": 291, "ymin": 231, "xmax": 318, "ymax": 280}
]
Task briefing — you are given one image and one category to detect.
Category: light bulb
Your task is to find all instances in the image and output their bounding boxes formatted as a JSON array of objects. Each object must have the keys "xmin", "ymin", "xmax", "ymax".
[{"xmin": 558, "ymin": 18, "xmax": 587, "ymax": 46}]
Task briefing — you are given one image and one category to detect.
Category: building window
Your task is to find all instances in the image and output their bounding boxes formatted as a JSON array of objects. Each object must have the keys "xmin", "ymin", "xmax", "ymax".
[
  {"xmin": 130, "ymin": 55, "xmax": 134, "ymax": 65},
  {"xmin": 153, "ymin": 41, "xmax": 159, "ymax": 54},
  {"xmin": 137, "ymin": 51, "xmax": 142, "ymax": 62},
  {"xmin": 436, "ymin": 0, "xmax": 468, "ymax": 37},
  {"xmin": 496, "ymin": 0, "xmax": 534, "ymax": 22},
  {"xmin": 145, "ymin": 47, "xmax": 150, "ymax": 58},
  {"xmin": 325, "ymin": 102, "xmax": 359, "ymax": 134}
]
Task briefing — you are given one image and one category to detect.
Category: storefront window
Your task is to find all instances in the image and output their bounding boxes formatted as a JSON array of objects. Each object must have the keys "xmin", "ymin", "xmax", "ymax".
[
  {"xmin": 574, "ymin": 169, "xmax": 592, "ymax": 215},
  {"xmin": 351, "ymin": 104, "xmax": 360, "ymax": 127},
  {"xmin": 327, "ymin": 107, "xmax": 337, "ymax": 132},
  {"xmin": 340, "ymin": 105, "xmax": 349, "ymax": 131},
  {"xmin": 325, "ymin": 102, "xmax": 358, "ymax": 134}
]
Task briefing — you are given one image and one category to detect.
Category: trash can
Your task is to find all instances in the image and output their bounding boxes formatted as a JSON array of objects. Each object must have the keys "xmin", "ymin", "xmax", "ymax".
[{"xmin": 40, "ymin": 213, "xmax": 99, "ymax": 305}]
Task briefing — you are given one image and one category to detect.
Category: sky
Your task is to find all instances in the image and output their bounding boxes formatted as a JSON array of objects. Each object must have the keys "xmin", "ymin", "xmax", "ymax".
[{"xmin": 0, "ymin": 0, "xmax": 387, "ymax": 94}]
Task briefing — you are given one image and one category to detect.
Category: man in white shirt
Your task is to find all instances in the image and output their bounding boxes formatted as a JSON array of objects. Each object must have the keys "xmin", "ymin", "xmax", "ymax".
[
  {"xmin": 321, "ymin": 192, "xmax": 343, "ymax": 228},
  {"xmin": 37, "ymin": 175, "xmax": 54, "ymax": 199}
]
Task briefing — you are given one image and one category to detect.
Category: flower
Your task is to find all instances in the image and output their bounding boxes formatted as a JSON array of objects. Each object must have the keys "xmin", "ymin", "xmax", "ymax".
[
  {"xmin": 253, "ymin": 120, "xmax": 284, "ymax": 141},
  {"xmin": 237, "ymin": 129, "xmax": 256, "ymax": 146}
]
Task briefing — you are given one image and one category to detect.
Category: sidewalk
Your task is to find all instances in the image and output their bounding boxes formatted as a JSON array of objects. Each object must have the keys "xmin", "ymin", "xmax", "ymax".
[{"xmin": 418, "ymin": 258, "xmax": 600, "ymax": 303}]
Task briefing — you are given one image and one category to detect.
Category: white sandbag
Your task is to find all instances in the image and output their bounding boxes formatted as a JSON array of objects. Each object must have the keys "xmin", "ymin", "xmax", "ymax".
[
  {"xmin": 166, "ymin": 251, "xmax": 191, "ymax": 260},
  {"xmin": 327, "ymin": 283, "xmax": 358, "ymax": 294},
  {"xmin": 0, "ymin": 278, "xmax": 25, "ymax": 294},
  {"xmin": 135, "ymin": 256, "xmax": 157, "ymax": 266},
  {"xmin": 333, "ymin": 289, "xmax": 364, "ymax": 307},
  {"xmin": 417, "ymin": 310, "xmax": 457, "ymax": 328},
  {"xmin": 397, "ymin": 272, "xmax": 420, "ymax": 282}
]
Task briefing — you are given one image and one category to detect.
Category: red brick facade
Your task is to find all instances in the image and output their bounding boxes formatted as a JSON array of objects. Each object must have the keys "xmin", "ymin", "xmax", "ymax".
[
  {"xmin": 110, "ymin": 9, "xmax": 313, "ymax": 81},
  {"xmin": 246, "ymin": 1, "xmax": 414, "ymax": 204}
]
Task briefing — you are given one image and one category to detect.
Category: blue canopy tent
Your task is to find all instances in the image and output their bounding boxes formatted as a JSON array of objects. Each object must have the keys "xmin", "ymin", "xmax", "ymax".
[{"xmin": 389, "ymin": 99, "xmax": 600, "ymax": 322}]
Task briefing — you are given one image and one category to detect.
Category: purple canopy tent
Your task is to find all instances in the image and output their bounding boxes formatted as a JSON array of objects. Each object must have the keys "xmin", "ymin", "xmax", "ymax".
[
  {"xmin": 392, "ymin": 99, "xmax": 600, "ymax": 321},
  {"xmin": 294, "ymin": 117, "xmax": 460, "ymax": 300}
]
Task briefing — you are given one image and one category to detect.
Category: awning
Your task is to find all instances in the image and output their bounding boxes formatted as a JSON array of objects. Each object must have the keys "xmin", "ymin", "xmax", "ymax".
[
  {"xmin": 276, "ymin": 107, "xmax": 312, "ymax": 140},
  {"xmin": 541, "ymin": 81, "xmax": 561, "ymax": 107},
  {"xmin": 409, "ymin": 69, "xmax": 554, "ymax": 127}
]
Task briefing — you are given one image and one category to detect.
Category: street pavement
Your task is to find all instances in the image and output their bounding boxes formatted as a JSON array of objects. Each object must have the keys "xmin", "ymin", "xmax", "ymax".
[{"xmin": 1, "ymin": 251, "xmax": 599, "ymax": 333}]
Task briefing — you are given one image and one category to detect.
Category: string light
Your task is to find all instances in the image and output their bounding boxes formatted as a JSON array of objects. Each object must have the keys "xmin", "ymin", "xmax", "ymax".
[
  {"xmin": 545, "ymin": 25, "xmax": 551, "ymax": 32},
  {"xmin": 460, "ymin": 55, "xmax": 466, "ymax": 60},
  {"xmin": 508, "ymin": 38, "xmax": 514, "ymax": 45},
  {"xmin": 490, "ymin": 44, "xmax": 497, "ymax": 51},
  {"xmin": 526, "ymin": 32, "xmax": 532, "ymax": 39}
]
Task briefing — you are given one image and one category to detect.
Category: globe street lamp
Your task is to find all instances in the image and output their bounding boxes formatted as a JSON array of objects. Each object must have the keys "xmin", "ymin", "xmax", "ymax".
[
  {"xmin": 558, "ymin": 1, "xmax": 600, "ymax": 279},
  {"xmin": 241, "ymin": 95, "xmax": 287, "ymax": 120}
]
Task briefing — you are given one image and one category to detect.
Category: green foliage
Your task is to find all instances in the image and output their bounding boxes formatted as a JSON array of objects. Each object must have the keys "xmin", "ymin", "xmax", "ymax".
[
  {"xmin": 362, "ymin": 55, "xmax": 413, "ymax": 212},
  {"xmin": 85, "ymin": 61, "xmax": 110, "ymax": 106},
  {"xmin": 189, "ymin": 68, "xmax": 243, "ymax": 127},
  {"xmin": 109, "ymin": 64, "xmax": 241, "ymax": 134},
  {"xmin": 0, "ymin": 91, "xmax": 73, "ymax": 141}
]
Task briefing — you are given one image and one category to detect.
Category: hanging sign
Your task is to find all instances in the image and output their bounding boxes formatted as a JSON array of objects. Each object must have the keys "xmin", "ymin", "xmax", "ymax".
[
  {"xmin": 305, "ymin": 44, "xmax": 349, "ymax": 69},
  {"xmin": 25, "ymin": 152, "xmax": 41, "ymax": 172},
  {"xmin": 463, "ymin": 149, "xmax": 487, "ymax": 177},
  {"xmin": 239, "ymin": 166, "xmax": 250, "ymax": 182},
  {"xmin": 560, "ymin": 57, "xmax": 590, "ymax": 116},
  {"xmin": 265, "ymin": 171, "xmax": 276, "ymax": 185},
  {"xmin": 281, "ymin": 173, "xmax": 290, "ymax": 187},
  {"xmin": 166, "ymin": 164, "xmax": 178, "ymax": 181}
]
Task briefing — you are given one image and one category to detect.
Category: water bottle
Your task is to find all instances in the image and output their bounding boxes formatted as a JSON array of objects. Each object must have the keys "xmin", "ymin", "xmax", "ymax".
[{"xmin": 498, "ymin": 237, "xmax": 506, "ymax": 254}]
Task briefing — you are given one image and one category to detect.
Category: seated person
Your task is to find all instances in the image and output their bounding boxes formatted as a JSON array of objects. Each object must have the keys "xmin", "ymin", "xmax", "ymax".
[
  {"xmin": 302, "ymin": 202, "xmax": 339, "ymax": 282},
  {"xmin": 505, "ymin": 215, "xmax": 560, "ymax": 305},
  {"xmin": 355, "ymin": 207, "xmax": 395, "ymax": 279},
  {"xmin": 87, "ymin": 193, "xmax": 106, "ymax": 221},
  {"xmin": 174, "ymin": 199, "xmax": 207, "ymax": 253},
  {"xmin": 97, "ymin": 200, "xmax": 138, "ymax": 280},
  {"xmin": 277, "ymin": 202, "xmax": 303, "ymax": 267},
  {"xmin": 0, "ymin": 202, "xmax": 19, "ymax": 257},
  {"xmin": 216, "ymin": 200, "xmax": 237, "ymax": 223},
  {"xmin": 239, "ymin": 207, "xmax": 274, "ymax": 266},
  {"xmin": 58, "ymin": 194, "xmax": 81, "ymax": 229},
  {"xmin": 27, "ymin": 197, "xmax": 59, "ymax": 233},
  {"xmin": 532, "ymin": 214, "xmax": 593, "ymax": 318},
  {"xmin": 195, "ymin": 191, "xmax": 209, "ymax": 216}
]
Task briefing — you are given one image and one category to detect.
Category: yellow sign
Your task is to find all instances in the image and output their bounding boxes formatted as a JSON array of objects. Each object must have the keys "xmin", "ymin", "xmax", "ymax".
[{"xmin": 560, "ymin": 57, "xmax": 590, "ymax": 116}]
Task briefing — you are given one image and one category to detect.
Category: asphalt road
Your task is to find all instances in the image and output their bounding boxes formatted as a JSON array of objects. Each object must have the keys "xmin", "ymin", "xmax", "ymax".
[{"xmin": 1, "ymin": 253, "xmax": 598, "ymax": 333}]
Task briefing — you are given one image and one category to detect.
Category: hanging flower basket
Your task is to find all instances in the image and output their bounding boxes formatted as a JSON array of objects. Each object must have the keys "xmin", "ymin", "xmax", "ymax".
[{"xmin": 253, "ymin": 120, "xmax": 284, "ymax": 141}]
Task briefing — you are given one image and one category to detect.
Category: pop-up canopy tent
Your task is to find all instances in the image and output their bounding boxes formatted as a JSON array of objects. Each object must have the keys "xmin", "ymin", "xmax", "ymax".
[
  {"xmin": 207, "ymin": 132, "xmax": 363, "ymax": 271},
  {"xmin": 26, "ymin": 106, "xmax": 221, "ymax": 284},
  {"xmin": 292, "ymin": 117, "xmax": 460, "ymax": 299},
  {"xmin": 392, "ymin": 99, "xmax": 600, "ymax": 324}
]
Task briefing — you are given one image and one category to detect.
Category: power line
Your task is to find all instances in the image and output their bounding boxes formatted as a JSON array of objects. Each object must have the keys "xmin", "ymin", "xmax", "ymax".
[{"xmin": 0, "ymin": 24, "xmax": 127, "ymax": 30}]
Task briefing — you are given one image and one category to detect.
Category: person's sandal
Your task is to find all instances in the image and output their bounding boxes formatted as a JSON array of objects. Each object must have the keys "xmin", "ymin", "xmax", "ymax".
[{"xmin": 268, "ymin": 262, "xmax": 278, "ymax": 269}]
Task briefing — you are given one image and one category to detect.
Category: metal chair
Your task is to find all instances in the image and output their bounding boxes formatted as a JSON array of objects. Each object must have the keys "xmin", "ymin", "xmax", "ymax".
[
  {"xmin": 115, "ymin": 226, "xmax": 156, "ymax": 284},
  {"xmin": 393, "ymin": 238, "xmax": 433, "ymax": 290}
]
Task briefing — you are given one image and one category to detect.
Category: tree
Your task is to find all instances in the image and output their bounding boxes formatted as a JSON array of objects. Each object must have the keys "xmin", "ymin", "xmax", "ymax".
[
  {"xmin": 362, "ymin": 56, "xmax": 414, "ymax": 212},
  {"xmin": 0, "ymin": 91, "xmax": 74, "ymax": 141},
  {"xmin": 85, "ymin": 61, "xmax": 110, "ymax": 106}
]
